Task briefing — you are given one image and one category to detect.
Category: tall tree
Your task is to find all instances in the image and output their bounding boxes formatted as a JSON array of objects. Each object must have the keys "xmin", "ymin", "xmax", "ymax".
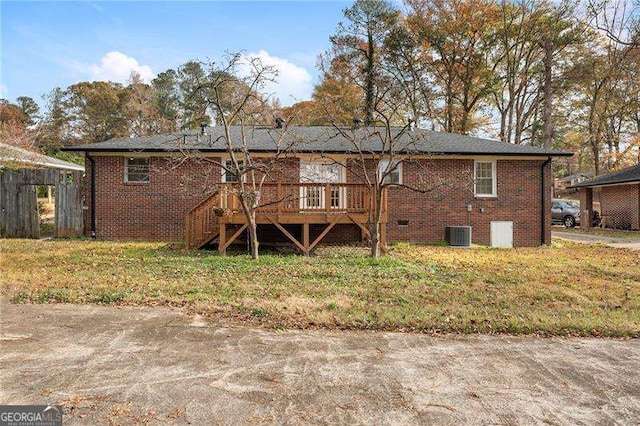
[
  {"xmin": 492, "ymin": 0, "xmax": 551, "ymax": 145},
  {"xmin": 405, "ymin": 0, "xmax": 502, "ymax": 134},
  {"xmin": 151, "ymin": 69, "xmax": 180, "ymax": 133},
  {"xmin": 309, "ymin": 72, "xmax": 365, "ymax": 125},
  {"xmin": 382, "ymin": 20, "xmax": 438, "ymax": 129},
  {"xmin": 63, "ymin": 81, "xmax": 131, "ymax": 144},
  {"xmin": 15, "ymin": 96, "xmax": 41, "ymax": 127},
  {"xmin": 0, "ymin": 99, "xmax": 33, "ymax": 150},
  {"xmin": 176, "ymin": 60, "xmax": 212, "ymax": 129},
  {"xmin": 126, "ymin": 71, "xmax": 159, "ymax": 136},
  {"xmin": 38, "ymin": 88, "xmax": 70, "ymax": 151},
  {"xmin": 565, "ymin": 34, "xmax": 639, "ymax": 173},
  {"xmin": 537, "ymin": 1, "xmax": 583, "ymax": 150},
  {"xmin": 0, "ymin": 99, "xmax": 29, "ymax": 129},
  {"xmin": 327, "ymin": 0, "xmax": 399, "ymax": 125}
]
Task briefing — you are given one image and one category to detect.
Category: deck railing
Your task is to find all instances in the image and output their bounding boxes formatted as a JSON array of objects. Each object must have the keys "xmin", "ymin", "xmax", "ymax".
[
  {"xmin": 184, "ymin": 192, "xmax": 220, "ymax": 249},
  {"xmin": 222, "ymin": 182, "xmax": 376, "ymax": 214},
  {"xmin": 185, "ymin": 183, "xmax": 386, "ymax": 249}
]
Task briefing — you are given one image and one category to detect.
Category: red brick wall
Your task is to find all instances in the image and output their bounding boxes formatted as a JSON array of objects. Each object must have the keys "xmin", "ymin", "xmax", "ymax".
[
  {"xmin": 85, "ymin": 156, "xmax": 225, "ymax": 240},
  {"xmin": 382, "ymin": 159, "xmax": 551, "ymax": 247},
  {"xmin": 600, "ymin": 184, "xmax": 640, "ymax": 230},
  {"xmin": 86, "ymin": 154, "xmax": 552, "ymax": 247}
]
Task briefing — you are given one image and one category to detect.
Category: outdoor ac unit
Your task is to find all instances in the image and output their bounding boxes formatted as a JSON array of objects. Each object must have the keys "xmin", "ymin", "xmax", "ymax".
[{"xmin": 445, "ymin": 226, "xmax": 472, "ymax": 247}]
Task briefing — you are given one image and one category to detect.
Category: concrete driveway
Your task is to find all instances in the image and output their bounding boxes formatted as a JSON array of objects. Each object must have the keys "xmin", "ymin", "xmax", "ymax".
[
  {"xmin": 1, "ymin": 302, "xmax": 639, "ymax": 425},
  {"xmin": 553, "ymin": 230, "xmax": 640, "ymax": 249}
]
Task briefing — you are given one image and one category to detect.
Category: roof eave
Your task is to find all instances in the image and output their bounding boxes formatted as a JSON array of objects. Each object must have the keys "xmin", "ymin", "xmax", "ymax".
[
  {"xmin": 571, "ymin": 178, "xmax": 640, "ymax": 189},
  {"xmin": 61, "ymin": 146, "xmax": 574, "ymax": 157}
]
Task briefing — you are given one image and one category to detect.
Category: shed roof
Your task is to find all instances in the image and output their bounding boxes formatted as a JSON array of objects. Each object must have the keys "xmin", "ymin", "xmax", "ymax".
[
  {"xmin": 556, "ymin": 172, "xmax": 593, "ymax": 182},
  {"xmin": 571, "ymin": 164, "xmax": 640, "ymax": 188},
  {"xmin": 0, "ymin": 142, "xmax": 84, "ymax": 171},
  {"xmin": 62, "ymin": 126, "xmax": 573, "ymax": 158}
]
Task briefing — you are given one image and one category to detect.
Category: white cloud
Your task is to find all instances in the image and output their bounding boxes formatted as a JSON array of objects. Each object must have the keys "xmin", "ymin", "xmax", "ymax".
[
  {"xmin": 0, "ymin": 84, "xmax": 8, "ymax": 99},
  {"xmin": 241, "ymin": 50, "xmax": 313, "ymax": 107},
  {"xmin": 88, "ymin": 51, "xmax": 155, "ymax": 84}
]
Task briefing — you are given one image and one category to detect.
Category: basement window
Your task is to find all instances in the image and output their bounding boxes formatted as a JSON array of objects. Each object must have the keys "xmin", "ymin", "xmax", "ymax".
[
  {"xmin": 125, "ymin": 157, "xmax": 150, "ymax": 183},
  {"xmin": 397, "ymin": 219, "xmax": 409, "ymax": 227}
]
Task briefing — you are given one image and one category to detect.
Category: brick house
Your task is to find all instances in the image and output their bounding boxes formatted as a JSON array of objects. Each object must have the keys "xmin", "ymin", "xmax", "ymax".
[
  {"xmin": 64, "ymin": 126, "xmax": 571, "ymax": 251},
  {"xmin": 574, "ymin": 164, "xmax": 640, "ymax": 230}
]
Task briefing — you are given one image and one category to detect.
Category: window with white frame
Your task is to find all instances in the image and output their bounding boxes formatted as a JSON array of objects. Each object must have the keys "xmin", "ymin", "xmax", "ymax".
[
  {"xmin": 223, "ymin": 159, "xmax": 245, "ymax": 183},
  {"xmin": 378, "ymin": 159, "xmax": 402, "ymax": 185},
  {"xmin": 474, "ymin": 160, "xmax": 496, "ymax": 196},
  {"xmin": 124, "ymin": 157, "xmax": 150, "ymax": 183},
  {"xmin": 299, "ymin": 161, "xmax": 346, "ymax": 209}
]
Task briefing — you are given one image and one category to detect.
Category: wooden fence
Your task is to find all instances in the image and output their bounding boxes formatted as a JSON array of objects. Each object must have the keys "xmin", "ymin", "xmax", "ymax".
[{"xmin": 0, "ymin": 168, "xmax": 83, "ymax": 238}]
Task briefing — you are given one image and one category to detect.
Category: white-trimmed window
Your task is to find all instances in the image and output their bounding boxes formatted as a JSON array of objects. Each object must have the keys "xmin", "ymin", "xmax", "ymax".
[
  {"xmin": 378, "ymin": 160, "xmax": 402, "ymax": 185},
  {"xmin": 124, "ymin": 157, "xmax": 150, "ymax": 183},
  {"xmin": 299, "ymin": 161, "xmax": 346, "ymax": 209},
  {"xmin": 222, "ymin": 159, "xmax": 245, "ymax": 183},
  {"xmin": 474, "ymin": 160, "xmax": 496, "ymax": 197}
]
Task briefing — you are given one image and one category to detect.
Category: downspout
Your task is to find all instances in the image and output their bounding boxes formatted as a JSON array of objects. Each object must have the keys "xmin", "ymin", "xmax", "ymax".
[
  {"xmin": 87, "ymin": 153, "xmax": 97, "ymax": 239},
  {"xmin": 541, "ymin": 156, "xmax": 552, "ymax": 245}
]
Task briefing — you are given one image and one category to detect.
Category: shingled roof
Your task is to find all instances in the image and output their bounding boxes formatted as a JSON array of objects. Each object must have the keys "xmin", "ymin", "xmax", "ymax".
[
  {"xmin": 62, "ymin": 126, "xmax": 572, "ymax": 157},
  {"xmin": 0, "ymin": 142, "xmax": 84, "ymax": 171},
  {"xmin": 571, "ymin": 164, "xmax": 640, "ymax": 188}
]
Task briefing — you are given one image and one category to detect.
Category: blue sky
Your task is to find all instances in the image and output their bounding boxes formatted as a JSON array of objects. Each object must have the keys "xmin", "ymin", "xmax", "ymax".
[{"xmin": 1, "ymin": 1, "xmax": 351, "ymax": 107}]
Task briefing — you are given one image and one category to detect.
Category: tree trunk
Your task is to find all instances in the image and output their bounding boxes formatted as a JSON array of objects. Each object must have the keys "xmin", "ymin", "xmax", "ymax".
[
  {"xmin": 445, "ymin": 77, "xmax": 454, "ymax": 133},
  {"xmin": 460, "ymin": 109, "xmax": 469, "ymax": 135},
  {"xmin": 369, "ymin": 187, "xmax": 384, "ymax": 259},
  {"xmin": 592, "ymin": 142, "xmax": 600, "ymax": 175},
  {"xmin": 370, "ymin": 222, "xmax": 380, "ymax": 259},
  {"xmin": 247, "ymin": 216, "xmax": 259, "ymax": 260},
  {"xmin": 499, "ymin": 107, "xmax": 507, "ymax": 142},
  {"xmin": 239, "ymin": 194, "xmax": 260, "ymax": 260},
  {"xmin": 543, "ymin": 38, "xmax": 553, "ymax": 150},
  {"xmin": 365, "ymin": 29, "xmax": 375, "ymax": 126}
]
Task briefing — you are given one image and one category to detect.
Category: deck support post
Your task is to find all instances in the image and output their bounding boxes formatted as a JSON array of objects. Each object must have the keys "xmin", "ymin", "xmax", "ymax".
[
  {"xmin": 308, "ymin": 222, "xmax": 337, "ymax": 252},
  {"xmin": 349, "ymin": 214, "xmax": 371, "ymax": 239},
  {"xmin": 220, "ymin": 223, "xmax": 249, "ymax": 253},
  {"xmin": 267, "ymin": 216, "xmax": 308, "ymax": 255},
  {"xmin": 218, "ymin": 224, "xmax": 227, "ymax": 256},
  {"xmin": 303, "ymin": 223, "xmax": 310, "ymax": 256}
]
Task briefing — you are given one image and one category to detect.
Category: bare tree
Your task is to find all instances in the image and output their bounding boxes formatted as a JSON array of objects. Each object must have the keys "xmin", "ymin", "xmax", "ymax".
[
  {"xmin": 175, "ymin": 53, "xmax": 301, "ymax": 259},
  {"xmin": 326, "ymin": 123, "xmax": 475, "ymax": 258},
  {"xmin": 326, "ymin": 123, "xmax": 409, "ymax": 258}
]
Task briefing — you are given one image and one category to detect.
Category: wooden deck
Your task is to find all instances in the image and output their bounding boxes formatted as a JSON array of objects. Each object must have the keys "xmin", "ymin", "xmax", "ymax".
[{"xmin": 185, "ymin": 183, "xmax": 387, "ymax": 254}]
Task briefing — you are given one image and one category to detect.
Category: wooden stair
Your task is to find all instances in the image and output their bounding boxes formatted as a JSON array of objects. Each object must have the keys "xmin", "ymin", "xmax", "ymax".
[{"xmin": 185, "ymin": 192, "xmax": 221, "ymax": 249}]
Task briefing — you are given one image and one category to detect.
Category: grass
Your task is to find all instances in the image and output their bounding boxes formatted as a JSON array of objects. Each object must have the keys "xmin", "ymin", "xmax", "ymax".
[
  {"xmin": 1, "ymin": 239, "xmax": 639, "ymax": 337},
  {"xmin": 554, "ymin": 226, "xmax": 640, "ymax": 242}
]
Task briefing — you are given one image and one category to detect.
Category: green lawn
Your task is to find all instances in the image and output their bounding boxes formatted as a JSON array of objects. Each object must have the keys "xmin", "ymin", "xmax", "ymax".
[{"xmin": 1, "ymin": 239, "xmax": 639, "ymax": 337}]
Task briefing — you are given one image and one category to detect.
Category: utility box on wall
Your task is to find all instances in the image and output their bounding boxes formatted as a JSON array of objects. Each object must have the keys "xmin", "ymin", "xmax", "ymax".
[
  {"xmin": 445, "ymin": 226, "xmax": 472, "ymax": 247},
  {"xmin": 490, "ymin": 221, "xmax": 513, "ymax": 248}
]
